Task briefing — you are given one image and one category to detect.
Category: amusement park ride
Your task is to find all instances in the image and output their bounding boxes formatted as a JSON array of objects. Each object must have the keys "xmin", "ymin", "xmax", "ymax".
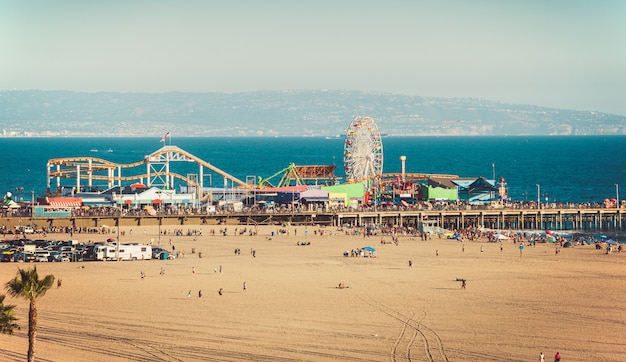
[{"xmin": 45, "ymin": 116, "xmax": 466, "ymax": 205}]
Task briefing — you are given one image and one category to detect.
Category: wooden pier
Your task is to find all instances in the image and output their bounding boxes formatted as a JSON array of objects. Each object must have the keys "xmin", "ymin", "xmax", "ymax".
[
  {"xmin": 1, "ymin": 207, "xmax": 624, "ymax": 233},
  {"xmin": 332, "ymin": 207, "xmax": 624, "ymax": 233}
]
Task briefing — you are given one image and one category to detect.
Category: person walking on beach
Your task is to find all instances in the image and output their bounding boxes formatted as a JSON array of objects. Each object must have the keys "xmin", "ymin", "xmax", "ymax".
[
  {"xmin": 198, "ymin": 290, "xmax": 202, "ymax": 298},
  {"xmin": 554, "ymin": 351, "xmax": 561, "ymax": 362},
  {"xmin": 192, "ymin": 267, "xmax": 195, "ymax": 274},
  {"xmin": 218, "ymin": 288, "xmax": 223, "ymax": 296},
  {"xmin": 243, "ymin": 282, "xmax": 247, "ymax": 291},
  {"xmin": 539, "ymin": 352, "xmax": 544, "ymax": 362},
  {"xmin": 408, "ymin": 260, "xmax": 412, "ymax": 268},
  {"xmin": 461, "ymin": 279, "xmax": 467, "ymax": 289},
  {"xmin": 187, "ymin": 290, "xmax": 191, "ymax": 298}
]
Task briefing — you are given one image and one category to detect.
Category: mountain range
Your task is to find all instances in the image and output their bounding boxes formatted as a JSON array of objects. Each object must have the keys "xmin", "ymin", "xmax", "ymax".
[{"xmin": 1, "ymin": 90, "xmax": 624, "ymax": 137}]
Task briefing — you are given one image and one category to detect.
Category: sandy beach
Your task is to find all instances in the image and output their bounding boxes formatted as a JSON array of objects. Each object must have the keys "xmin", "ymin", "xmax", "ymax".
[{"xmin": 1, "ymin": 224, "xmax": 625, "ymax": 362}]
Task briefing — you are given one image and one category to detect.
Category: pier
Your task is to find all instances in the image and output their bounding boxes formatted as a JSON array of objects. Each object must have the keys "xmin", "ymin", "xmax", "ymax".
[
  {"xmin": 1, "ymin": 207, "xmax": 624, "ymax": 233},
  {"xmin": 332, "ymin": 207, "xmax": 624, "ymax": 233}
]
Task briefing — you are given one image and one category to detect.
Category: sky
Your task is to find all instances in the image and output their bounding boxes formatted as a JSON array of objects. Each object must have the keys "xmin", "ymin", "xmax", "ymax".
[{"xmin": 2, "ymin": 0, "xmax": 626, "ymax": 115}]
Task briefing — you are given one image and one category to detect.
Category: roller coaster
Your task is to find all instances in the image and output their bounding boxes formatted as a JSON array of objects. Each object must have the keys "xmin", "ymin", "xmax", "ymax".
[{"xmin": 47, "ymin": 145, "xmax": 250, "ymax": 197}]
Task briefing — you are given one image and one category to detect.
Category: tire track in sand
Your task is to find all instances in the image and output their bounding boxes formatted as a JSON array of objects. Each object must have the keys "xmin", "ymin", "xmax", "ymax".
[{"xmin": 357, "ymin": 291, "xmax": 449, "ymax": 362}]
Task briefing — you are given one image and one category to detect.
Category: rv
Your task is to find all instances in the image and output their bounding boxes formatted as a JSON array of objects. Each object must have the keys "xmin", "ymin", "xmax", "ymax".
[{"xmin": 93, "ymin": 244, "xmax": 152, "ymax": 261}]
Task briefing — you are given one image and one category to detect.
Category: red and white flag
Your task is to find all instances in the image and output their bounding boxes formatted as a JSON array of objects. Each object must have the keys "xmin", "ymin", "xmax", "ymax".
[{"xmin": 160, "ymin": 131, "xmax": 171, "ymax": 143}]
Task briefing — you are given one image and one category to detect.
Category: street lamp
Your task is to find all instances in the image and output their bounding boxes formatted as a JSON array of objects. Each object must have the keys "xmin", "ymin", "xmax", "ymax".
[
  {"xmin": 30, "ymin": 191, "xmax": 34, "ymax": 223},
  {"xmin": 156, "ymin": 191, "xmax": 162, "ymax": 245},
  {"xmin": 113, "ymin": 192, "xmax": 120, "ymax": 260},
  {"xmin": 616, "ymin": 184, "xmax": 620, "ymax": 208},
  {"xmin": 536, "ymin": 184, "xmax": 540, "ymax": 209},
  {"xmin": 491, "ymin": 163, "xmax": 495, "ymax": 200}
]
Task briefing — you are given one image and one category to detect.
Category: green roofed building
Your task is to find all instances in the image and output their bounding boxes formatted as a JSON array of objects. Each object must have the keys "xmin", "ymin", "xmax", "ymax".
[{"xmin": 421, "ymin": 178, "xmax": 458, "ymax": 201}]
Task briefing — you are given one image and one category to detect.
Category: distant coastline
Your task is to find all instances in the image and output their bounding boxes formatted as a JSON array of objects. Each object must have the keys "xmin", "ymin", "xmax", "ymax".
[{"xmin": 2, "ymin": 90, "xmax": 625, "ymax": 137}]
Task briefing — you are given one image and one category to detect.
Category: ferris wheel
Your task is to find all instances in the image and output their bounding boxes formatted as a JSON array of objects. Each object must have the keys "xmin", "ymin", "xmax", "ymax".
[{"xmin": 343, "ymin": 116, "xmax": 384, "ymax": 183}]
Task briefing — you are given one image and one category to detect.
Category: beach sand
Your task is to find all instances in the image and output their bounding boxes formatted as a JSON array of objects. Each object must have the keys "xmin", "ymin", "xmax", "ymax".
[{"xmin": 1, "ymin": 224, "xmax": 625, "ymax": 361}]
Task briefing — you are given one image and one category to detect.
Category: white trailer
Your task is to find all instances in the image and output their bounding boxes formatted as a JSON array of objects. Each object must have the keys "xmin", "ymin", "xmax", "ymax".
[{"xmin": 93, "ymin": 244, "xmax": 152, "ymax": 261}]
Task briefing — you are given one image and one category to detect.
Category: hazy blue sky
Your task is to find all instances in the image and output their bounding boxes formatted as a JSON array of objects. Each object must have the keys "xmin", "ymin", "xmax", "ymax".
[{"xmin": 2, "ymin": 0, "xmax": 625, "ymax": 115}]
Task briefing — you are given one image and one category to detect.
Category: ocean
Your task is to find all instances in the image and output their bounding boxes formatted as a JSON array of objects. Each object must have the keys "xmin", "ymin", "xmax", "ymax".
[{"xmin": 0, "ymin": 136, "xmax": 624, "ymax": 203}]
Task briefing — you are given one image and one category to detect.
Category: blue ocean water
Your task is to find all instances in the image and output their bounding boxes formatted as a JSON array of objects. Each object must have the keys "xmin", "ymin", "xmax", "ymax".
[{"xmin": 0, "ymin": 136, "xmax": 624, "ymax": 203}]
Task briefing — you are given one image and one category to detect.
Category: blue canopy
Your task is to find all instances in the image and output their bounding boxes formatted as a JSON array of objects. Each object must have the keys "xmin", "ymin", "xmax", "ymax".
[
  {"xmin": 605, "ymin": 239, "xmax": 617, "ymax": 245},
  {"xmin": 362, "ymin": 246, "xmax": 376, "ymax": 252}
]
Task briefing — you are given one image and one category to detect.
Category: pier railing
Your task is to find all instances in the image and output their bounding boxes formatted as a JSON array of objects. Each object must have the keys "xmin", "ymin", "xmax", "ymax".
[{"xmin": 1, "ymin": 206, "xmax": 623, "ymax": 233}]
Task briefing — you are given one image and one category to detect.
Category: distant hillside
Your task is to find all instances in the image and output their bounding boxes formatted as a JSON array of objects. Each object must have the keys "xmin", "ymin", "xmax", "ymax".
[{"xmin": 1, "ymin": 90, "xmax": 624, "ymax": 137}]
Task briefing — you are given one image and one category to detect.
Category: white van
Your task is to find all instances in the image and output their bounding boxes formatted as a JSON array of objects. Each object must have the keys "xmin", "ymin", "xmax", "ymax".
[{"xmin": 35, "ymin": 249, "xmax": 50, "ymax": 261}]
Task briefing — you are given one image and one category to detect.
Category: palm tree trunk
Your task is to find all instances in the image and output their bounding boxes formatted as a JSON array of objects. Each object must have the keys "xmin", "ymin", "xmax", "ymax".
[{"xmin": 28, "ymin": 299, "xmax": 36, "ymax": 362}]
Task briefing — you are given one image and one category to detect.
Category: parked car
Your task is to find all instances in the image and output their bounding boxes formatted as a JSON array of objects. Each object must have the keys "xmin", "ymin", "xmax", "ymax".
[
  {"xmin": 13, "ymin": 252, "xmax": 35, "ymax": 262},
  {"xmin": 155, "ymin": 251, "xmax": 175, "ymax": 260},
  {"xmin": 152, "ymin": 247, "xmax": 166, "ymax": 259},
  {"xmin": 48, "ymin": 251, "xmax": 62, "ymax": 262}
]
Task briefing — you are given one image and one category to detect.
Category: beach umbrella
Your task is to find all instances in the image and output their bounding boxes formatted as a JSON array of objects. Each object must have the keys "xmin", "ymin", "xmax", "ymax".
[
  {"xmin": 362, "ymin": 246, "xmax": 376, "ymax": 252},
  {"xmin": 605, "ymin": 239, "xmax": 617, "ymax": 245},
  {"xmin": 546, "ymin": 235, "xmax": 556, "ymax": 243},
  {"xmin": 496, "ymin": 234, "xmax": 510, "ymax": 240}
]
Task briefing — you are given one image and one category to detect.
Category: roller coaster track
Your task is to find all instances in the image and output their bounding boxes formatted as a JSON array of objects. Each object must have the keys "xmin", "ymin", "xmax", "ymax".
[{"xmin": 47, "ymin": 145, "xmax": 251, "ymax": 190}]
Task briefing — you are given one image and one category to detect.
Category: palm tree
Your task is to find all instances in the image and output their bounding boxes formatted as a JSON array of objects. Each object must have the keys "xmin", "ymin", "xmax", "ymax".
[
  {"xmin": 0, "ymin": 294, "xmax": 19, "ymax": 335},
  {"xmin": 5, "ymin": 267, "xmax": 54, "ymax": 362}
]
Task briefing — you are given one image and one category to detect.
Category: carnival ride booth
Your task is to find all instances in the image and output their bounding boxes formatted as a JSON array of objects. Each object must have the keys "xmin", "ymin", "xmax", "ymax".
[
  {"xmin": 299, "ymin": 189, "xmax": 329, "ymax": 211},
  {"xmin": 454, "ymin": 176, "xmax": 498, "ymax": 204},
  {"xmin": 422, "ymin": 178, "xmax": 458, "ymax": 202},
  {"xmin": 322, "ymin": 183, "xmax": 365, "ymax": 209},
  {"xmin": 327, "ymin": 192, "xmax": 348, "ymax": 208},
  {"xmin": 3, "ymin": 200, "xmax": 21, "ymax": 210},
  {"xmin": 46, "ymin": 197, "xmax": 83, "ymax": 208}
]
